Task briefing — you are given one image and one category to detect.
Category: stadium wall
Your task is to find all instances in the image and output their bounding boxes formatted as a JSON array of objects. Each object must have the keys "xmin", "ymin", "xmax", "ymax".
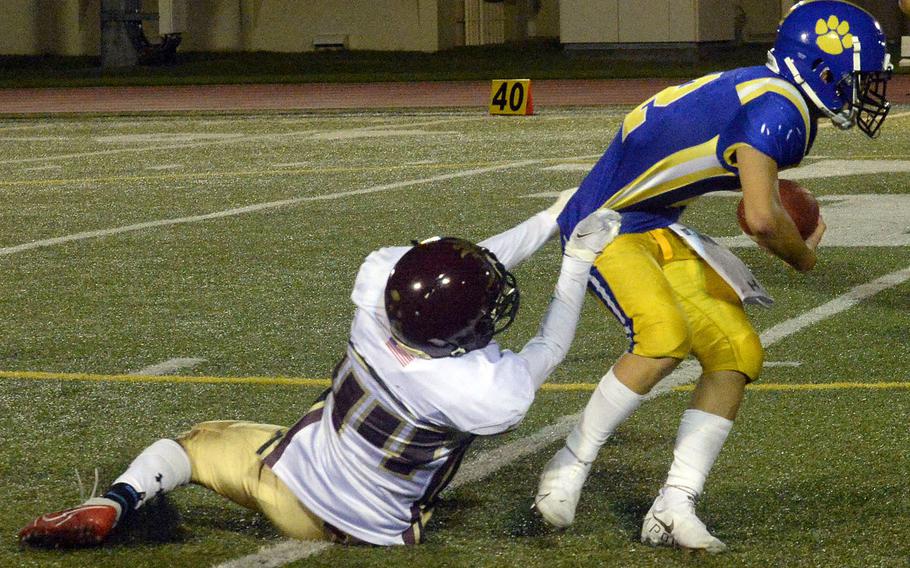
[{"xmin": 0, "ymin": 0, "xmax": 904, "ymax": 56}]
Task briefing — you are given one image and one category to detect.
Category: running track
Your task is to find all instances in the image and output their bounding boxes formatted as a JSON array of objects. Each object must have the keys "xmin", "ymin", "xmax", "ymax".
[{"xmin": 1, "ymin": 76, "xmax": 908, "ymax": 114}]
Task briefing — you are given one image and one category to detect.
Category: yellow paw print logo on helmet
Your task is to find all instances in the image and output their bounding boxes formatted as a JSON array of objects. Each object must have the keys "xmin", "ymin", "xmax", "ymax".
[{"xmin": 815, "ymin": 16, "xmax": 853, "ymax": 55}]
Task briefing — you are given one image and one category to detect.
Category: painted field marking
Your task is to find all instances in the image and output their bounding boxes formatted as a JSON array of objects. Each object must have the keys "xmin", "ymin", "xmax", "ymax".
[
  {"xmin": 129, "ymin": 358, "xmax": 206, "ymax": 376},
  {"xmin": 0, "ymin": 369, "xmax": 329, "ymax": 388},
  {"xmin": 212, "ymin": 260, "xmax": 910, "ymax": 567},
  {"xmin": 0, "ymin": 159, "xmax": 540, "ymax": 257},
  {"xmin": 308, "ymin": 128, "xmax": 456, "ymax": 141},
  {"xmin": 0, "ymin": 116, "xmax": 480, "ymax": 166},
  {"xmin": 96, "ymin": 133, "xmax": 244, "ymax": 144},
  {"xmin": 527, "ymin": 187, "xmax": 910, "ymax": 248},
  {"xmin": 23, "ymin": 164, "xmax": 62, "ymax": 172},
  {"xmin": 0, "ymin": 122, "xmax": 56, "ymax": 132},
  {"xmin": 272, "ymin": 162, "xmax": 310, "ymax": 168},
  {"xmin": 0, "ymin": 136, "xmax": 69, "ymax": 142},
  {"xmin": 216, "ymin": 540, "xmax": 331, "ymax": 568},
  {"xmin": 820, "ymin": 110, "xmax": 910, "ymax": 128},
  {"xmin": 0, "ymin": 158, "xmax": 531, "ymax": 190},
  {"xmin": 542, "ymin": 164, "xmax": 592, "ymax": 172},
  {"xmin": 763, "ymin": 361, "xmax": 802, "ymax": 367},
  {"xmin": 3, "ymin": 368, "xmax": 906, "ymax": 392},
  {"xmin": 144, "ymin": 164, "xmax": 184, "ymax": 171},
  {"xmin": 533, "ymin": 110, "xmax": 910, "ymax": 177},
  {"xmin": 719, "ymin": 193, "xmax": 910, "ymax": 248},
  {"xmin": 788, "ymin": 159, "xmax": 910, "ymax": 179}
]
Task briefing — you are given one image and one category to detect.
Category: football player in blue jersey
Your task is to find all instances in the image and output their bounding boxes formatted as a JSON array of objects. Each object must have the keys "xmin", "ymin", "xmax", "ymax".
[{"xmin": 533, "ymin": 0, "xmax": 892, "ymax": 553}]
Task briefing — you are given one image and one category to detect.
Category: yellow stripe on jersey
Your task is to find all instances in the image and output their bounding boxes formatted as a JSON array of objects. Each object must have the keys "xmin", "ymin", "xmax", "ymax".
[
  {"xmin": 735, "ymin": 77, "xmax": 811, "ymax": 153},
  {"xmin": 622, "ymin": 73, "xmax": 723, "ymax": 141},
  {"xmin": 722, "ymin": 141, "xmax": 752, "ymax": 170},
  {"xmin": 603, "ymin": 136, "xmax": 735, "ymax": 210}
]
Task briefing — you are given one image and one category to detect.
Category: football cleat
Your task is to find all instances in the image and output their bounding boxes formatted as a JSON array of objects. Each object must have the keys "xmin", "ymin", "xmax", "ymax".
[
  {"xmin": 532, "ymin": 446, "xmax": 592, "ymax": 528},
  {"xmin": 641, "ymin": 486, "xmax": 726, "ymax": 553},
  {"xmin": 19, "ymin": 497, "xmax": 121, "ymax": 548}
]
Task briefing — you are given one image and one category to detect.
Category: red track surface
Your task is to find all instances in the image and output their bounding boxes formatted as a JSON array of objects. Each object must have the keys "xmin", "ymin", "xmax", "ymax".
[{"xmin": 0, "ymin": 76, "xmax": 907, "ymax": 114}]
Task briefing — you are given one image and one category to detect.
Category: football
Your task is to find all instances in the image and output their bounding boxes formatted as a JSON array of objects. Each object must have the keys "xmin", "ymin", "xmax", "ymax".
[{"xmin": 737, "ymin": 179, "xmax": 820, "ymax": 240}]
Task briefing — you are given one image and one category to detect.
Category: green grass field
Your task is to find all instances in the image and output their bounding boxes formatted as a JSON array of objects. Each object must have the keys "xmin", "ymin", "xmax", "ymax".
[{"xmin": 1, "ymin": 106, "xmax": 908, "ymax": 567}]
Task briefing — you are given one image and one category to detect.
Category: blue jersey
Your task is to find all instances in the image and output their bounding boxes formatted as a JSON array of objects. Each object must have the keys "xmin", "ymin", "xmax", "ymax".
[{"xmin": 558, "ymin": 66, "xmax": 817, "ymax": 238}]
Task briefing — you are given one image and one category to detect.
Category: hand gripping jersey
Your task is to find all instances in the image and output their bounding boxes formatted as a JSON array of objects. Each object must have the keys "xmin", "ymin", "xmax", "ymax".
[
  {"xmin": 265, "ymin": 214, "xmax": 558, "ymax": 546},
  {"xmin": 558, "ymin": 66, "xmax": 817, "ymax": 238}
]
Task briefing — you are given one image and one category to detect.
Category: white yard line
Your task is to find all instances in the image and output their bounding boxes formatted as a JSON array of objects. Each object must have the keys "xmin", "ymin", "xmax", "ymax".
[
  {"xmin": 214, "ymin": 261, "xmax": 910, "ymax": 567},
  {"xmin": 22, "ymin": 164, "xmax": 63, "ymax": 172},
  {"xmin": 763, "ymin": 361, "xmax": 802, "ymax": 367},
  {"xmin": 0, "ymin": 116, "xmax": 479, "ymax": 166},
  {"xmin": 0, "ymin": 160, "xmax": 540, "ymax": 257},
  {"xmin": 758, "ymin": 267, "xmax": 910, "ymax": 346},
  {"xmin": 216, "ymin": 540, "xmax": 332, "ymax": 568},
  {"xmin": 144, "ymin": 164, "xmax": 184, "ymax": 171},
  {"xmin": 130, "ymin": 358, "xmax": 206, "ymax": 376},
  {"xmin": 817, "ymin": 109, "xmax": 910, "ymax": 129},
  {"xmin": 272, "ymin": 162, "xmax": 311, "ymax": 168}
]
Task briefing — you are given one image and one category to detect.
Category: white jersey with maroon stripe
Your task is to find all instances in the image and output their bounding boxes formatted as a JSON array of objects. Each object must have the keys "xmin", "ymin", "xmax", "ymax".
[{"xmin": 266, "ymin": 236, "xmax": 545, "ymax": 545}]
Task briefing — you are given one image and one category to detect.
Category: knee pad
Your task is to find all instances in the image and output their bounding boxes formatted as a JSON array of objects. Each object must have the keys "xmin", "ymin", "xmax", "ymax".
[
  {"xmin": 697, "ymin": 330, "xmax": 764, "ymax": 382},
  {"xmin": 732, "ymin": 331, "xmax": 764, "ymax": 382},
  {"xmin": 632, "ymin": 316, "xmax": 692, "ymax": 360}
]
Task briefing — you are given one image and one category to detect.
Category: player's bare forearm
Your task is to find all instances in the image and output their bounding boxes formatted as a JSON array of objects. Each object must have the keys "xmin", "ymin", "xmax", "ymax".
[{"xmin": 737, "ymin": 146, "xmax": 818, "ymax": 272}]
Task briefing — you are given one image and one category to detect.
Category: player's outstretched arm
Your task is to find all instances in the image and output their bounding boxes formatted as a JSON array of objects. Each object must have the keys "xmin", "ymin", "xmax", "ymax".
[
  {"xmin": 738, "ymin": 146, "xmax": 822, "ymax": 272},
  {"xmin": 478, "ymin": 188, "xmax": 577, "ymax": 270},
  {"xmin": 519, "ymin": 208, "xmax": 621, "ymax": 389}
]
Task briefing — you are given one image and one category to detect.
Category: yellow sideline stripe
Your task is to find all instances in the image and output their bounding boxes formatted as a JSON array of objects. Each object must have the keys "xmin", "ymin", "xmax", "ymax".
[{"xmin": 1, "ymin": 369, "xmax": 907, "ymax": 392}]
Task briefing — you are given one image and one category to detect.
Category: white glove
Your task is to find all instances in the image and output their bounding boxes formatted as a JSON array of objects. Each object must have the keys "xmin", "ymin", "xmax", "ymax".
[
  {"xmin": 564, "ymin": 208, "xmax": 622, "ymax": 262},
  {"xmin": 543, "ymin": 188, "xmax": 578, "ymax": 223}
]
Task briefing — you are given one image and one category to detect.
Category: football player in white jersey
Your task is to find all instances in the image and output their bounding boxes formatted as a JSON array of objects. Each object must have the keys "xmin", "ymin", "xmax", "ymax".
[{"xmin": 18, "ymin": 193, "xmax": 620, "ymax": 548}]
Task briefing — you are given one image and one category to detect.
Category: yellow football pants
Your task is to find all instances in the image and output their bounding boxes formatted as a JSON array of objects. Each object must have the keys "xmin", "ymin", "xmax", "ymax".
[{"xmin": 591, "ymin": 228, "xmax": 763, "ymax": 381}]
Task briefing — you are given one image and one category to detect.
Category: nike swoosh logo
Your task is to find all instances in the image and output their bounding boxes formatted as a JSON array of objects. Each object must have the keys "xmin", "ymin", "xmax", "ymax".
[
  {"xmin": 533, "ymin": 492, "xmax": 551, "ymax": 506},
  {"xmin": 41, "ymin": 506, "xmax": 109, "ymax": 527},
  {"xmin": 574, "ymin": 231, "xmax": 597, "ymax": 238}
]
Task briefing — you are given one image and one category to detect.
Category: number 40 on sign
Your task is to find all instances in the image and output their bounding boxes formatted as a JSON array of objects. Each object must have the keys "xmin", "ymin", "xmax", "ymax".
[{"xmin": 489, "ymin": 79, "xmax": 534, "ymax": 115}]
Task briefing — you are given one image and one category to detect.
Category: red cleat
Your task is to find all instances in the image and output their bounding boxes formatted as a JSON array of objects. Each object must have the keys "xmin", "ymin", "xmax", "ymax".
[{"xmin": 19, "ymin": 498, "xmax": 121, "ymax": 548}]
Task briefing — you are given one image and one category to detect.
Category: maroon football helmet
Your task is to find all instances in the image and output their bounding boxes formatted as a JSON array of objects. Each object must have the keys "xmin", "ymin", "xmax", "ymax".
[{"xmin": 384, "ymin": 237, "xmax": 519, "ymax": 358}]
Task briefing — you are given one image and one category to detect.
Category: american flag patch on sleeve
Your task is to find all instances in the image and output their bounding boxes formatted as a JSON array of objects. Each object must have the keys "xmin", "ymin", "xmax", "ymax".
[{"xmin": 386, "ymin": 337, "xmax": 415, "ymax": 367}]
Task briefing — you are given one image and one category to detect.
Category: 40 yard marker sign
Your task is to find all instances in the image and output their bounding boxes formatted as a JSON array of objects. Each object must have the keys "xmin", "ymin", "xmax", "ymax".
[{"xmin": 489, "ymin": 79, "xmax": 534, "ymax": 115}]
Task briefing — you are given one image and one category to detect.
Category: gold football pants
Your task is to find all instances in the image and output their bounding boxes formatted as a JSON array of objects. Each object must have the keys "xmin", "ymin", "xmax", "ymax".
[
  {"xmin": 590, "ymin": 228, "xmax": 763, "ymax": 381},
  {"xmin": 176, "ymin": 420, "xmax": 330, "ymax": 541}
]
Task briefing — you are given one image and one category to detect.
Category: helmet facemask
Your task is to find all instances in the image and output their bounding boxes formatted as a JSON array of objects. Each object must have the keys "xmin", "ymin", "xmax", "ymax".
[
  {"xmin": 486, "ymin": 257, "xmax": 520, "ymax": 338},
  {"xmin": 768, "ymin": 2, "xmax": 893, "ymax": 139},
  {"xmin": 847, "ymin": 68, "xmax": 891, "ymax": 138},
  {"xmin": 445, "ymin": 250, "xmax": 519, "ymax": 357},
  {"xmin": 777, "ymin": 44, "xmax": 892, "ymax": 138},
  {"xmin": 385, "ymin": 238, "xmax": 521, "ymax": 359}
]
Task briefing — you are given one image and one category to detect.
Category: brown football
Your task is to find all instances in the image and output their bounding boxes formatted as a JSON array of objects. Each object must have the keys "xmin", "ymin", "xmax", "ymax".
[{"xmin": 737, "ymin": 179, "xmax": 819, "ymax": 240}]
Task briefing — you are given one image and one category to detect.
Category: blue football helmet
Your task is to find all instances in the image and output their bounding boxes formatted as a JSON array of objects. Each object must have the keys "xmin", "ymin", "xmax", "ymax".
[{"xmin": 768, "ymin": 0, "xmax": 892, "ymax": 137}]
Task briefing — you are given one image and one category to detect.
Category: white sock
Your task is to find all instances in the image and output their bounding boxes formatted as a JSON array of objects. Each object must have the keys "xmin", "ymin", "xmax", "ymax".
[
  {"xmin": 113, "ymin": 438, "xmax": 192, "ymax": 508},
  {"xmin": 664, "ymin": 409, "xmax": 733, "ymax": 497},
  {"xmin": 566, "ymin": 369, "xmax": 644, "ymax": 463}
]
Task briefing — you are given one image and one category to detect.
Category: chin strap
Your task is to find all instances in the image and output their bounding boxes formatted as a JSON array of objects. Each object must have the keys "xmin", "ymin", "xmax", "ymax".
[{"xmin": 783, "ymin": 54, "xmax": 855, "ymax": 130}]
